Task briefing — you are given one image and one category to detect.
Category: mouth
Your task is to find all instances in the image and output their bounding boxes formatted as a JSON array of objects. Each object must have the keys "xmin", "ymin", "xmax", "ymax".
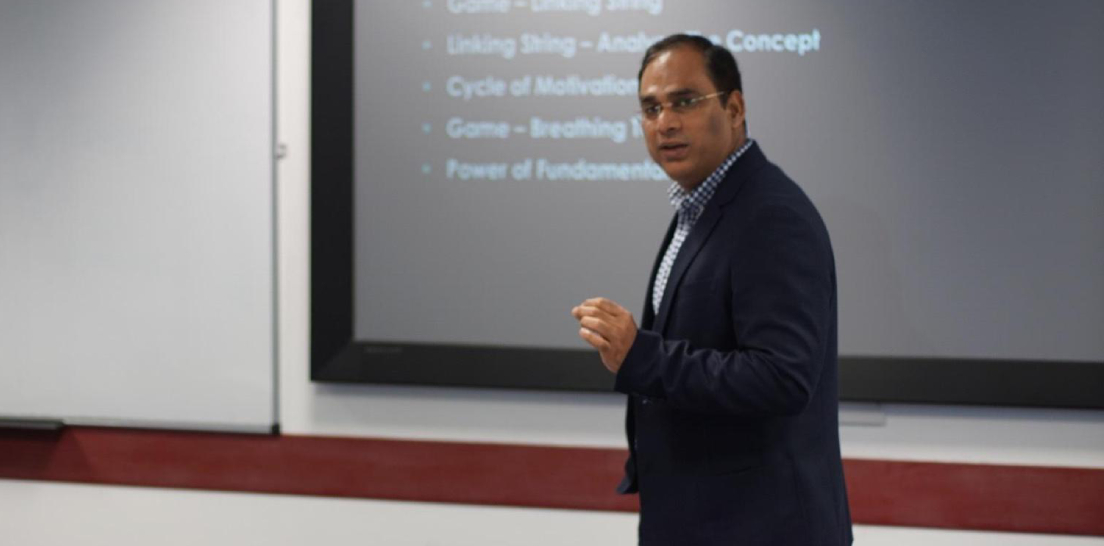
[{"xmin": 658, "ymin": 142, "xmax": 689, "ymax": 161}]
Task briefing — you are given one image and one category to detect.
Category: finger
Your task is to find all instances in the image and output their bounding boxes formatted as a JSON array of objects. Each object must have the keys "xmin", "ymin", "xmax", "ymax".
[
  {"xmin": 579, "ymin": 316, "xmax": 615, "ymax": 340},
  {"xmin": 585, "ymin": 297, "xmax": 625, "ymax": 317},
  {"xmin": 579, "ymin": 329, "xmax": 609, "ymax": 352},
  {"xmin": 575, "ymin": 304, "xmax": 617, "ymax": 323},
  {"xmin": 580, "ymin": 325, "xmax": 609, "ymax": 344},
  {"xmin": 579, "ymin": 327, "xmax": 610, "ymax": 351},
  {"xmin": 574, "ymin": 302, "xmax": 611, "ymax": 320},
  {"xmin": 579, "ymin": 306, "xmax": 632, "ymax": 336}
]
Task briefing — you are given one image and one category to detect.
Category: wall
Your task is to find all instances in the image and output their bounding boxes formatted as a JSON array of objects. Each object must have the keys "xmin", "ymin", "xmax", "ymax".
[{"xmin": 1, "ymin": 0, "xmax": 1101, "ymax": 544}]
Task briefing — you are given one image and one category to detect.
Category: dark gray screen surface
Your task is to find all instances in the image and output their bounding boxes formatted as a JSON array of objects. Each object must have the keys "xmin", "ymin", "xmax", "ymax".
[{"xmin": 354, "ymin": 0, "xmax": 1104, "ymax": 362}]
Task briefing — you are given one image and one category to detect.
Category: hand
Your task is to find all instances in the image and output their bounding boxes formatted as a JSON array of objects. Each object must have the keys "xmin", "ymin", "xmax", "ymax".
[{"xmin": 571, "ymin": 297, "xmax": 637, "ymax": 374}]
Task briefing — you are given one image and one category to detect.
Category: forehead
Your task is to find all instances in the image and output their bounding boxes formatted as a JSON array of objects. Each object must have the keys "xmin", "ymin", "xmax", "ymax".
[{"xmin": 639, "ymin": 46, "xmax": 715, "ymax": 99}]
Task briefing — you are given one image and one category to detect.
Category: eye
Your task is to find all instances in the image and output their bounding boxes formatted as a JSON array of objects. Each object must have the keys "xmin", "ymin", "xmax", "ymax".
[
  {"xmin": 671, "ymin": 97, "xmax": 697, "ymax": 111},
  {"xmin": 642, "ymin": 104, "xmax": 662, "ymax": 117}
]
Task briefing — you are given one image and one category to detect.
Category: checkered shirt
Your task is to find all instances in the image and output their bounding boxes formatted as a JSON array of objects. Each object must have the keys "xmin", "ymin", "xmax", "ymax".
[{"xmin": 652, "ymin": 139, "xmax": 755, "ymax": 314}]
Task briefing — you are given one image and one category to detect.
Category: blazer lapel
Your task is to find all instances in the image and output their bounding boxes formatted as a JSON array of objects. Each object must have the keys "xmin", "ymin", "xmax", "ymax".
[
  {"xmin": 649, "ymin": 141, "xmax": 764, "ymax": 335},
  {"xmin": 642, "ymin": 217, "xmax": 677, "ymax": 331},
  {"xmin": 652, "ymin": 205, "xmax": 723, "ymax": 334},
  {"xmin": 623, "ymin": 143, "xmax": 767, "ymax": 496}
]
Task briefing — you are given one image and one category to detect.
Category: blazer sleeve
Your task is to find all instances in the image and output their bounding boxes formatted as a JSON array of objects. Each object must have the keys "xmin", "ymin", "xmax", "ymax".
[{"xmin": 614, "ymin": 201, "xmax": 835, "ymax": 417}]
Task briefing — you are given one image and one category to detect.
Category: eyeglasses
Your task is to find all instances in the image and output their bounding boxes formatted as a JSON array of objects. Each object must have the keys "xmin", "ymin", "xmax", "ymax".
[{"xmin": 638, "ymin": 91, "xmax": 729, "ymax": 122}]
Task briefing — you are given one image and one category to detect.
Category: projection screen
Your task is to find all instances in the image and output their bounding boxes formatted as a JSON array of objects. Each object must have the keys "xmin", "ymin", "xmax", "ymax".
[{"xmin": 312, "ymin": 0, "xmax": 1104, "ymax": 408}]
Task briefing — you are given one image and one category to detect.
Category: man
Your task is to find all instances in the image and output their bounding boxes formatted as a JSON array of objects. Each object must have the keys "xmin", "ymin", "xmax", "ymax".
[{"xmin": 572, "ymin": 34, "xmax": 852, "ymax": 545}]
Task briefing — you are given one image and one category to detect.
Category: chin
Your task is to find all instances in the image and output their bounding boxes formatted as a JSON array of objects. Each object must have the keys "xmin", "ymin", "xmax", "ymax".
[{"xmin": 661, "ymin": 164, "xmax": 695, "ymax": 186}]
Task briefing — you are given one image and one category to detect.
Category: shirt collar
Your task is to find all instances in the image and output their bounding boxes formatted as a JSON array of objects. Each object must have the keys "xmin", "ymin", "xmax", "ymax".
[{"xmin": 667, "ymin": 139, "xmax": 755, "ymax": 219}]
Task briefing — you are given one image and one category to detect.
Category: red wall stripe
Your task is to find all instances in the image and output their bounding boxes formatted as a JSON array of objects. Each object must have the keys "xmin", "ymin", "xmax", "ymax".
[{"xmin": 1, "ymin": 427, "xmax": 1101, "ymax": 536}]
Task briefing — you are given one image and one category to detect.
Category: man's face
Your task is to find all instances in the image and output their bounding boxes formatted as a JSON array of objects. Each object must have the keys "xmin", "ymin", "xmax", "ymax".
[{"xmin": 639, "ymin": 46, "xmax": 744, "ymax": 190}]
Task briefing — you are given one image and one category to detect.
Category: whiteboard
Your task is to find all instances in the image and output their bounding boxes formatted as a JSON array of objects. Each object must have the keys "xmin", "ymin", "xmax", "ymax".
[{"xmin": 0, "ymin": 0, "xmax": 276, "ymax": 432}]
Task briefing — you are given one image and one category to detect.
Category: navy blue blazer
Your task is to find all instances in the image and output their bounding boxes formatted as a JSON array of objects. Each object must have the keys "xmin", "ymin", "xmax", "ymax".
[{"xmin": 615, "ymin": 142, "xmax": 852, "ymax": 545}]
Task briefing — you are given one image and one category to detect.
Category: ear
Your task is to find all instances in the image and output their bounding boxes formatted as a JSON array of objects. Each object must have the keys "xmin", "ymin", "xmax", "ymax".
[{"xmin": 726, "ymin": 90, "xmax": 746, "ymax": 131}]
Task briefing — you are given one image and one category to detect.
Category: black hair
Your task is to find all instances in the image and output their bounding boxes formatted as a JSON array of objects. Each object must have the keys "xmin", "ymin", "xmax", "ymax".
[{"xmin": 637, "ymin": 34, "xmax": 743, "ymax": 104}]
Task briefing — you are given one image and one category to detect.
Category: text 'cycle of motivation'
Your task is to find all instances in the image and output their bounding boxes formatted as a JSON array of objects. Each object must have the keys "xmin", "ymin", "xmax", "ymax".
[{"xmin": 407, "ymin": 3, "xmax": 823, "ymax": 182}]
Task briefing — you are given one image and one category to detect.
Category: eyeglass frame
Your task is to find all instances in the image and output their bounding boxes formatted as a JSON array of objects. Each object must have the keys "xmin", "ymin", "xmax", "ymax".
[{"xmin": 637, "ymin": 90, "xmax": 732, "ymax": 122}]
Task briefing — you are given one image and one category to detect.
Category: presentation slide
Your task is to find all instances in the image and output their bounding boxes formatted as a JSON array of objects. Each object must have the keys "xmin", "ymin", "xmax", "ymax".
[{"xmin": 352, "ymin": 0, "xmax": 1104, "ymax": 363}]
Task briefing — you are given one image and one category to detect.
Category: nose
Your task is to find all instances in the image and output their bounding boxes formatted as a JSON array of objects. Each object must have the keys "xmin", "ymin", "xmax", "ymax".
[{"xmin": 655, "ymin": 106, "xmax": 682, "ymax": 134}]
